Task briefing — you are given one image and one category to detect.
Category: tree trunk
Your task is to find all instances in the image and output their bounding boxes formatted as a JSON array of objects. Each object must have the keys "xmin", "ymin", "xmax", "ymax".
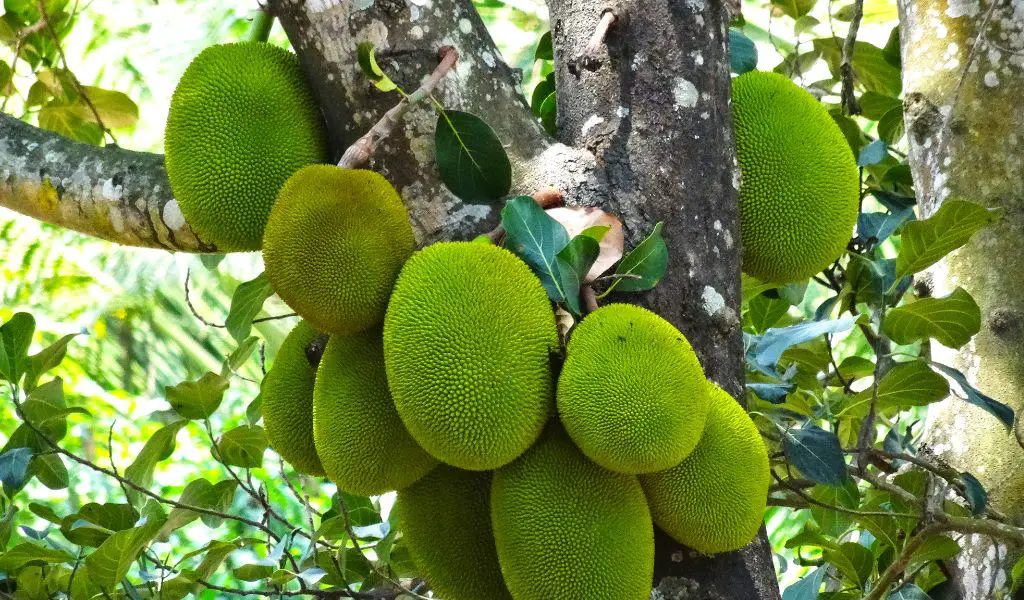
[
  {"xmin": 899, "ymin": 0, "xmax": 1024, "ymax": 596},
  {"xmin": 0, "ymin": 0, "xmax": 780, "ymax": 596}
]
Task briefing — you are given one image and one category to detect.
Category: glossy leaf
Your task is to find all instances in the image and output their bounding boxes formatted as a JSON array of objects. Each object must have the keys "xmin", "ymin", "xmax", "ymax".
[
  {"xmin": 746, "ymin": 382, "xmax": 795, "ymax": 404},
  {"xmin": 782, "ymin": 566, "xmax": 826, "ymax": 600},
  {"xmin": 0, "ymin": 447, "xmax": 33, "ymax": 493},
  {"xmin": 782, "ymin": 425, "xmax": 848, "ymax": 486},
  {"xmin": 539, "ymin": 92, "xmax": 557, "ymax": 137},
  {"xmin": 889, "ymin": 584, "xmax": 930, "ymax": 600},
  {"xmin": 0, "ymin": 312, "xmax": 35, "ymax": 383},
  {"xmin": 435, "ymin": 110, "xmax": 512, "ymax": 204},
  {"xmin": 857, "ymin": 208, "xmax": 915, "ymax": 245},
  {"xmin": 858, "ymin": 139, "xmax": 887, "ymax": 166},
  {"xmin": 535, "ymin": 31, "xmax": 553, "ymax": 61},
  {"xmin": 501, "ymin": 195, "xmax": 572, "ymax": 304},
  {"xmin": 848, "ymin": 360, "xmax": 950, "ymax": 416},
  {"xmin": 895, "ymin": 200, "xmax": 1002, "ymax": 281},
  {"xmin": 0, "ymin": 542, "xmax": 72, "ymax": 573},
  {"xmin": 729, "ymin": 29, "xmax": 758, "ymax": 74},
  {"xmin": 883, "ymin": 287, "xmax": 981, "ymax": 349},
  {"xmin": 605, "ymin": 222, "xmax": 668, "ymax": 294},
  {"xmin": 932, "ymin": 362, "xmax": 1015, "ymax": 428},
  {"xmin": 355, "ymin": 42, "xmax": 397, "ymax": 92},
  {"xmin": 225, "ymin": 273, "xmax": 274, "ymax": 344},
  {"xmin": 530, "ymin": 72, "xmax": 555, "ymax": 117},
  {"xmin": 961, "ymin": 472, "xmax": 988, "ymax": 515},
  {"xmin": 747, "ymin": 314, "xmax": 859, "ymax": 377}
]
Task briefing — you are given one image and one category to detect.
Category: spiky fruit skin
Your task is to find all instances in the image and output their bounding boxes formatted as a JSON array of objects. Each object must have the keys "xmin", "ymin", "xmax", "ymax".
[
  {"xmin": 260, "ymin": 321, "xmax": 325, "ymax": 476},
  {"xmin": 639, "ymin": 385, "xmax": 769, "ymax": 555},
  {"xmin": 491, "ymin": 423, "xmax": 654, "ymax": 600},
  {"xmin": 312, "ymin": 327, "xmax": 436, "ymax": 495},
  {"xmin": 263, "ymin": 166, "xmax": 415, "ymax": 336},
  {"xmin": 383, "ymin": 242, "xmax": 558, "ymax": 470},
  {"xmin": 732, "ymin": 70, "xmax": 859, "ymax": 284},
  {"xmin": 395, "ymin": 466, "xmax": 512, "ymax": 600},
  {"xmin": 557, "ymin": 303, "xmax": 711, "ymax": 474},
  {"xmin": 164, "ymin": 42, "xmax": 328, "ymax": 251}
]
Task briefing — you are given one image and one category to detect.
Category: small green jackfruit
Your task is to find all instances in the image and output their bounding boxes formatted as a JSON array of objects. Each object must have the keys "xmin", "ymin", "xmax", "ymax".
[
  {"xmin": 312, "ymin": 327, "xmax": 437, "ymax": 495},
  {"xmin": 263, "ymin": 166, "xmax": 415, "ymax": 336},
  {"xmin": 260, "ymin": 320, "xmax": 325, "ymax": 476},
  {"xmin": 165, "ymin": 42, "xmax": 328, "ymax": 251},
  {"xmin": 395, "ymin": 466, "xmax": 512, "ymax": 600},
  {"xmin": 639, "ymin": 384, "xmax": 769, "ymax": 555},
  {"xmin": 384, "ymin": 242, "xmax": 558, "ymax": 470},
  {"xmin": 732, "ymin": 71, "xmax": 859, "ymax": 284},
  {"xmin": 557, "ymin": 303, "xmax": 711, "ymax": 474},
  {"xmin": 491, "ymin": 423, "xmax": 654, "ymax": 600}
]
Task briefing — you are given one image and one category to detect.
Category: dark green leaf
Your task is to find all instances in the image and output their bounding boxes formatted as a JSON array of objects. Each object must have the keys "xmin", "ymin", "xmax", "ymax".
[
  {"xmin": 606, "ymin": 222, "xmax": 667, "ymax": 293},
  {"xmin": 931, "ymin": 362, "xmax": 1015, "ymax": 428},
  {"xmin": 223, "ymin": 336, "xmax": 259, "ymax": 376},
  {"xmin": 234, "ymin": 564, "xmax": 275, "ymax": 581},
  {"xmin": 539, "ymin": 92, "xmax": 557, "ymax": 137},
  {"xmin": 160, "ymin": 479, "xmax": 239, "ymax": 536},
  {"xmin": 883, "ymin": 287, "xmax": 981, "ymax": 349},
  {"xmin": 215, "ymin": 425, "xmax": 268, "ymax": 469},
  {"xmin": 85, "ymin": 502, "xmax": 167, "ymax": 591},
  {"xmin": 0, "ymin": 448, "xmax": 33, "ymax": 493},
  {"xmin": 857, "ymin": 208, "xmax": 915, "ymax": 245},
  {"xmin": 22, "ymin": 333, "xmax": 76, "ymax": 392},
  {"xmin": 748, "ymin": 293, "xmax": 790, "ymax": 333},
  {"xmin": 782, "ymin": 566, "xmax": 825, "ymax": 600},
  {"xmin": 355, "ymin": 42, "xmax": 397, "ymax": 92},
  {"xmin": 535, "ymin": 31, "xmax": 553, "ymax": 61},
  {"xmin": 960, "ymin": 472, "xmax": 987, "ymax": 515},
  {"xmin": 813, "ymin": 38, "xmax": 902, "ymax": 96},
  {"xmin": 858, "ymin": 139, "xmax": 887, "ymax": 166},
  {"xmin": 888, "ymin": 584, "xmax": 929, "ymax": 600},
  {"xmin": 530, "ymin": 72, "xmax": 555, "ymax": 117},
  {"xmin": 883, "ymin": 26, "xmax": 901, "ymax": 67},
  {"xmin": 199, "ymin": 254, "xmax": 225, "ymax": 271},
  {"xmin": 0, "ymin": 312, "xmax": 35, "ymax": 383},
  {"xmin": 810, "ymin": 481, "xmax": 859, "ymax": 536},
  {"xmin": 824, "ymin": 542, "xmax": 874, "ymax": 587},
  {"xmin": 728, "ymin": 29, "xmax": 758, "ymax": 74},
  {"xmin": 1011, "ymin": 554, "xmax": 1024, "ymax": 594},
  {"xmin": 225, "ymin": 273, "xmax": 274, "ymax": 344},
  {"xmin": 501, "ymin": 195, "xmax": 572, "ymax": 305},
  {"xmin": 906, "ymin": 535, "xmax": 960, "ymax": 572},
  {"xmin": 878, "ymin": 107, "xmax": 905, "ymax": 145},
  {"xmin": 435, "ymin": 110, "xmax": 512, "ymax": 204},
  {"xmin": 895, "ymin": 200, "xmax": 1002, "ymax": 281},
  {"xmin": 746, "ymin": 382, "xmax": 794, "ymax": 404},
  {"xmin": 859, "ymin": 91, "xmax": 902, "ymax": 120},
  {"xmin": 124, "ymin": 423, "xmax": 184, "ymax": 504},
  {"xmin": 165, "ymin": 371, "xmax": 229, "ymax": 420},
  {"xmin": 782, "ymin": 425, "xmax": 849, "ymax": 486},
  {"xmin": 246, "ymin": 393, "xmax": 263, "ymax": 426},
  {"xmin": 29, "ymin": 453, "xmax": 67, "ymax": 490},
  {"xmin": 556, "ymin": 235, "xmax": 600, "ymax": 316}
]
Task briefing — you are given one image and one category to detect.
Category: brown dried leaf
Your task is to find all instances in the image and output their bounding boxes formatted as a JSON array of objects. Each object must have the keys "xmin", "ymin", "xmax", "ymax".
[
  {"xmin": 545, "ymin": 206, "xmax": 625, "ymax": 282},
  {"xmin": 554, "ymin": 306, "xmax": 576, "ymax": 346}
]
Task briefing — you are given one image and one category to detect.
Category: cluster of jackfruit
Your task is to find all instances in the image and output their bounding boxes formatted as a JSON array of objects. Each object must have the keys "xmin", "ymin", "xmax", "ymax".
[
  {"xmin": 732, "ymin": 70, "xmax": 860, "ymax": 284},
  {"xmin": 257, "ymin": 240, "xmax": 769, "ymax": 600}
]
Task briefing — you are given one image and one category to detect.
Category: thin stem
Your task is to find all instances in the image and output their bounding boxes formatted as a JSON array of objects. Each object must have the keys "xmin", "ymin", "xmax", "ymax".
[
  {"xmin": 338, "ymin": 47, "xmax": 459, "ymax": 169},
  {"xmin": 576, "ymin": 9, "xmax": 621, "ymax": 71}
]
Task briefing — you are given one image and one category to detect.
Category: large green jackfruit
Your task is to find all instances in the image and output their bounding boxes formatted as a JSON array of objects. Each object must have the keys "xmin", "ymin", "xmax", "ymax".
[
  {"xmin": 639, "ymin": 385, "xmax": 769, "ymax": 555},
  {"xmin": 260, "ymin": 320, "xmax": 325, "ymax": 476},
  {"xmin": 394, "ymin": 466, "xmax": 512, "ymax": 600},
  {"xmin": 263, "ymin": 166, "xmax": 415, "ymax": 336},
  {"xmin": 383, "ymin": 242, "xmax": 558, "ymax": 470},
  {"xmin": 491, "ymin": 423, "xmax": 654, "ymax": 600},
  {"xmin": 312, "ymin": 327, "xmax": 437, "ymax": 495},
  {"xmin": 732, "ymin": 70, "xmax": 859, "ymax": 284},
  {"xmin": 165, "ymin": 42, "xmax": 328, "ymax": 251},
  {"xmin": 557, "ymin": 303, "xmax": 711, "ymax": 474}
]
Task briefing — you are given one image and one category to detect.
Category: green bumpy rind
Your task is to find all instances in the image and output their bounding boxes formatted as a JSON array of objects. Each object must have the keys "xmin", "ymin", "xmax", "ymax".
[
  {"xmin": 260, "ymin": 320, "xmax": 325, "ymax": 476},
  {"xmin": 395, "ymin": 466, "xmax": 513, "ymax": 600},
  {"xmin": 384, "ymin": 242, "xmax": 559, "ymax": 471},
  {"xmin": 639, "ymin": 384, "xmax": 770, "ymax": 555},
  {"xmin": 312, "ymin": 327, "xmax": 437, "ymax": 495},
  {"xmin": 491, "ymin": 423, "xmax": 654, "ymax": 600},
  {"xmin": 263, "ymin": 166, "xmax": 415, "ymax": 336},
  {"xmin": 164, "ymin": 42, "xmax": 329, "ymax": 251},
  {"xmin": 732, "ymin": 70, "xmax": 859, "ymax": 284},
  {"xmin": 557, "ymin": 303, "xmax": 711, "ymax": 474}
]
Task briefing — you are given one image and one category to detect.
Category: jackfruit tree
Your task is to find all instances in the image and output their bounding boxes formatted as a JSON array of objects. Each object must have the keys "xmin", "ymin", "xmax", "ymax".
[{"xmin": 1, "ymin": 1, "xmax": 1023, "ymax": 600}]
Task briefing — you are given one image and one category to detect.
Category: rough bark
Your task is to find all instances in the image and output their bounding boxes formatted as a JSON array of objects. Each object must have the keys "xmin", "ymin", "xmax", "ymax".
[
  {"xmin": 546, "ymin": 2, "xmax": 778, "ymax": 599},
  {"xmin": 899, "ymin": 0, "xmax": 1024, "ymax": 596},
  {"xmin": 0, "ymin": 0, "xmax": 780, "ymax": 597}
]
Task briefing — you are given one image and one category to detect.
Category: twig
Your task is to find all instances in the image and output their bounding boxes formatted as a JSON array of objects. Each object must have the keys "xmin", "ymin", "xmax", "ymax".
[
  {"xmin": 863, "ymin": 522, "xmax": 947, "ymax": 600},
  {"xmin": 185, "ymin": 269, "xmax": 295, "ymax": 328},
  {"xmin": 839, "ymin": 0, "xmax": 864, "ymax": 115},
  {"xmin": 575, "ymin": 9, "xmax": 622, "ymax": 71},
  {"xmin": 338, "ymin": 47, "xmax": 459, "ymax": 169}
]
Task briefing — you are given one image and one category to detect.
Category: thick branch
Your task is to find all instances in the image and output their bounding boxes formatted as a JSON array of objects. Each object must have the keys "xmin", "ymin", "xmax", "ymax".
[{"xmin": 0, "ymin": 112, "xmax": 213, "ymax": 251}]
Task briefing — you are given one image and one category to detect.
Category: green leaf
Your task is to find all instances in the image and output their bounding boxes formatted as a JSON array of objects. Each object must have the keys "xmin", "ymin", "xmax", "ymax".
[
  {"xmin": 1011, "ymin": 553, "xmax": 1024, "ymax": 594},
  {"xmin": 883, "ymin": 287, "xmax": 981, "ymax": 349},
  {"xmin": 772, "ymin": 0, "xmax": 817, "ymax": 18},
  {"xmin": 0, "ymin": 312, "xmax": 35, "ymax": 383},
  {"xmin": 823, "ymin": 542, "xmax": 873, "ymax": 587},
  {"xmin": 0, "ymin": 448, "xmax": 33, "ymax": 494},
  {"xmin": 215, "ymin": 425, "xmax": 268, "ymax": 469},
  {"xmin": 809, "ymin": 481, "xmax": 859, "ymax": 537},
  {"xmin": 960, "ymin": 472, "xmax": 987, "ymax": 515},
  {"xmin": 61, "ymin": 503, "xmax": 138, "ymax": 548},
  {"xmin": 895, "ymin": 200, "xmax": 1002, "ymax": 281},
  {"xmin": 435, "ymin": 110, "xmax": 512, "ymax": 204},
  {"xmin": 225, "ymin": 273, "xmax": 275, "ymax": 344},
  {"xmin": 223, "ymin": 336, "xmax": 259, "ymax": 376},
  {"xmin": 535, "ymin": 31, "xmax": 553, "ymax": 61},
  {"xmin": 531, "ymin": 72, "xmax": 555, "ymax": 117},
  {"xmin": 0, "ymin": 542, "xmax": 72, "ymax": 573},
  {"xmin": 782, "ymin": 425, "xmax": 848, "ymax": 486},
  {"xmin": 37, "ymin": 102, "xmax": 104, "ymax": 145},
  {"xmin": 878, "ymin": 107, "xmax": 905, "ymax": 145},
  {"xmin": 931, "ymin": 362, "xmax": 1015, "ymax": 428},
  {"xmin": 22, "ymin": 333, "xmax": 76, "ymax": 392},
  {"xmin": 29, "ymin": 453, "xmax": 67, "ymax": 489},
  {"xmin": 858, "ymin": 92, "xmax": 902, "ymax": 120},
  {"xmin": 356, "ymin": 42, "xmax": 397, "ymax": 92},
  {"xmin": 813, "ymin": 38, "xmax": 902, "ymax": 96},
  {"xmin": 500, "ymin": 195, "xmax": 572, "ymax": 306},
  {"xmin": 747, "ymin": 293, "xmax": 790, "ymax": 333},
  {"xmin": 605, "ymin": 222, "xmax": 668, "ymax": 294},
  {"xmin": 84, "ymin": 502, "xmax": 167, "ymax": 592},
  {"xmin": 160, "ymin": 479, "xmax": 239, "ymax": 537},
  {"xmin": 165, "ymin": 371, "xmax": 230, "ymax": 420},
  {"xmin": 747, "ymin": 315, "xmax": 859, "ymax": 377},
  {"xmin": 539, "ymin": 92, "xmax": 557, "ymax": 137},
  {"xmin": 556, "ymin": 235, "xmax": 601, "ymax": 316},
  {"xmin": 246, "ymin": 393, "xmax": 264, "ymax": 426},
  {"xmin": 728, "ymin": 29, "xmax": 758, "ymax": 74},
  {"xmin": 835, "ymin": 0, "xmax": 898, "ymax": 23},
  {"xmin": 905, "ymin": 535, "xmax": 960, "ymax": 572},
  {"xmin": 888, "ymin": 584, "xmax": 930, "ymax": 600},
  {"xmin": 124, "ymin": 422, "xmax": 184, "ymax": 504},
  {"xmin": 782, "ymin": 566, "xmax": 825, "ymax": 599},
  {"xmin": 74, "ymin": 87, "xmax": 138, "ymax": 129},
  {"xmin": 234, "ymin": 563, "xmax": 276, "ymax": 581},
  {"xmin": 849, "ymin": 360, "xmax": 949, "ymax": 416},
  {"xmin": 858, "ymin": 139, "xmax": 887, "ymax": 166}
]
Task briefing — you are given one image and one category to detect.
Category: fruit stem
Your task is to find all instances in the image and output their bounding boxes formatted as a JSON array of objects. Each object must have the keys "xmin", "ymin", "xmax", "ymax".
[
  {"xmin": 247, "ymin": 9, "xmax": 275, "ymax": 43},
  {"xmin": 338, "ymin": 47, "xmax": 460, "ymax": 169}
]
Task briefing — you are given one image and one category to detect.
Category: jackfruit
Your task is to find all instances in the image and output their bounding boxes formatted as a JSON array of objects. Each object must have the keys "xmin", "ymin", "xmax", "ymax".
[
  {"xmin": 263, "ymin": 166, "xmax": 415, "ymax": 336},
  {"xmin": 732, "ymin": 70, "xmax": 859, "ymax": 284},
  {"xmin": 260, "ymin": 320, "xmax": 325, "ymax": 476},
  {"xmin": 557, "ymin": 303, "xmax": 711, "ymax": 474},
  {"xmin": 394, "ymin": 466, "xmax": 512, "ymax": 600},
  {"xmin": 384, "ymin": 242, "xmax": 558, "ymax": 470},
  {"xmin": 491, "ymin": 423, "xmax": 654, "ymax": 600},
  {"xmin": 165, "ymin": 42, "xmax": 328, "ymax": 251},
  {"xmin": 312, "ymin": 327, "xmax": 437, "ymax": 495},
  {"xmin": 639, "ymin": 384, "xmax": 769, "ymax": 555}
]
